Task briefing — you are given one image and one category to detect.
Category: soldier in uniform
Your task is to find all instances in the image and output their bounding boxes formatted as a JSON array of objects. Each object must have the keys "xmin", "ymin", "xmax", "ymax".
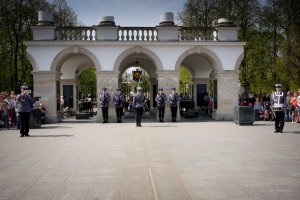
[
  {"xmin": 113, "ymin": 88, "xmax": 124, "ymax": 123},
  {"xmin": 155, "ymin": 88, "xmax": 167, "ymax": 122},
  {"xmin": 133, "ymin": 86, "xmax": 145, "ymax": 127},
  {"xmin": 271, "ymin": 84, "xmax": 286, "ymax": 133},
  {"xmin": 17, "ymin": 86, "xmax": 34, "ymax": 137},
  {"xmin": 99, "ymin": 88, "xmax": 111, "ymax": 123},
  {"xmin": 168, "ymin": 87, "xmax": 180, "ymax": 122}
]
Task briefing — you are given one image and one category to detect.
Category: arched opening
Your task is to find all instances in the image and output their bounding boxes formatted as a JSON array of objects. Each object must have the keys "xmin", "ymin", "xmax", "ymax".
[
  {"xmin": 57, "ymin": 53, "xmax": 97, "ymax": 120},
  {"xmin": 179, "ymin": 53, "xmax": 214, "ymax": 119},
  {"xmin": 117, "ymin": 51, "xmax": 158, "ymax": 118}
]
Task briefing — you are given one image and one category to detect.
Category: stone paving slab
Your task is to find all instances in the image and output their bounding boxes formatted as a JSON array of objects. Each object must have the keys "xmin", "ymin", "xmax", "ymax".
[{"xmin": 0, "ymin": 121, "xmax": 300, "ymax": 200}]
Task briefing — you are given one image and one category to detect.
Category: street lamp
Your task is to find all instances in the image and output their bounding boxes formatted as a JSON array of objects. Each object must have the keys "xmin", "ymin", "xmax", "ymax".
[{"xmin": 132, "ymin": 59, "xmax": 142, "ymax": 83}]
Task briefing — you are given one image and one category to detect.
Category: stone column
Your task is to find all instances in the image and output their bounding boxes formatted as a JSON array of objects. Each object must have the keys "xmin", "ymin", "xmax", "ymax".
[
  {"xmin": 96, "ymin": 71, "xmax": 118, "ymax": 123},
  {"xmin": 156, "ymin": 12, "xmax": 180, "ymax": 41},
  {"xmin": 157, "ymin": 70, "xmax": 180, "ymax": 122},
  {"xmin": 212, "ymin": 70, "xmax": 239, "ymax": 120},
  {"xmin": 32, "ymin": 71, "xmax": 59, "ymax": 123},
  {"xmin": 94, "ymin": 16, "xmax": 119, "ymax": 41},
  {"xmin": 31, "ymin": 11, "xmax": 56, "ymax": 41}
]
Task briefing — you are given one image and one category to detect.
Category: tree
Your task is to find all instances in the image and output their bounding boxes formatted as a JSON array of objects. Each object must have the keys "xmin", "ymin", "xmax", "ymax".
[
  {"xmin": 179, "ymin": 0, "xmax": 300, "ymax": 97},
  {"xmin": 0, "ymin": 0, "xmax": 79, "ymax": 93},
  {"xmin": 179, "ymin": 67, "xmax": 192, "ymax": 95}
]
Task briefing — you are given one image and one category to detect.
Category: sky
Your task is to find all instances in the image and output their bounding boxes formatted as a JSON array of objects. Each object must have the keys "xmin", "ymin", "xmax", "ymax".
[{"xmin": 65, "ymin": 0, "xmax": 186, "ymax": 26}]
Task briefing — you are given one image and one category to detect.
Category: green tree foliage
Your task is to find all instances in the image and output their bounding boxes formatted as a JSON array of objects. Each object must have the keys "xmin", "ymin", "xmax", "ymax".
[
  {"xmin": 79, "ymin": 67, "xmax": 96, "ymax": 98},
  {"xmin": 0, "ymin": 0, "xmax": 79, "ymax": 93},
  {"xmin": 179, "ymin": 67, "xmax": 192, "ymax": 95},
  {"xmin": 179, "ymin": 0, "xmax": 300, "ymax": 96}
]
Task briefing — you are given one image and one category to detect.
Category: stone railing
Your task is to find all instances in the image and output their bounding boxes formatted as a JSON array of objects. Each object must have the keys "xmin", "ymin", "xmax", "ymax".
[
  {"xmin": 54, "ymin": 26, "xmax": 217, "ymax": 41},
  {"xmin": 118, "ymin": 27, "xmax": 158, "ymax": 41},
  {"xmin": 56, "ymin": 27, "xmax": 96, "ymax": 40},
  {"xmin": 179, "ymin": 27, "xmax": 216, "ymax": 41}
]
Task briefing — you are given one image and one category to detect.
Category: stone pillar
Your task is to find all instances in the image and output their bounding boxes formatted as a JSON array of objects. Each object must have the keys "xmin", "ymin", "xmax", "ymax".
[
  {"xmin": 96, "ymin": 71, "xmax": 118, "ymax": 122},
  {"xmin": 32, "ymin": 71, "xmax": 59, "ymax": 123},
  {"xmin": 157, "ymin": 70, "xmax": 180, "ymax": 122},
  {"xmin": 216, "ymin": 18, "xmax": 238, "ymax": 41},
  {"xmin": 95, "ymin": 16, "xmax": 119, "ymax": 41},
  {"xmin": 31, "ymin": 11, "xmax": 56, "ymax": 41},
  {"xmin": 212, "ymin": 70, "xmax": 239, "ymax": 120},
  {"xmin": 156, "ymin": 12, "xmax": 180, "ymax": 41}
]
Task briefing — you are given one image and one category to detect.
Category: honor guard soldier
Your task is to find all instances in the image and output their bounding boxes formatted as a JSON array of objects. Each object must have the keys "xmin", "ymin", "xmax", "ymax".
[
  {"xmin": 99, "ymin": 88, "xmax": 111, "ymax": 123},
  {"xmin": 133, "ymin": 86, "xmax": 145, "ymax": 127},
  {"xmin": 155, "ymin": 88, "xmax": 167, "ymax": 122},
  {"xmin": 271, "ymin": 84, "xmax": 286, "ymax": 133},
  {"xmin": 168, "ymin": 87, "xmax": 180, "ymax": 122},
  {"xmin": 113, "ymin": 88, "xmax": 125, "ymax": 123},
  {"xmin": 17, "ymin": 86, "xmax": 34, "ymax": 137}
]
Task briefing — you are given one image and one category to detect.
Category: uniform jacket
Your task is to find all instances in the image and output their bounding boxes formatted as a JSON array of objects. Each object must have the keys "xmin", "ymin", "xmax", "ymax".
[
  {"xmin": 99, "ymin": 93, "xmax": 111, "ymax": 108},
  {"xmin": 155, "ymin": 93, "xmax": 167, "ymax": 107},
  {"xmin": 271, "ymin": 91, "xmax": 286, "ymax": 108},
  {"xmin": 17, "ymin": 93, "xmax": 34, "ymax": 113},
  {"xmin": 133, "ymin": 92, "xmax": 145, "ymax": 109},
  {"xmin": 113, "ymin": 94, "xmax": 124, "ymax": 108},
  {"xmin": 168, "ymin": 93, "xmax": 180, "ymax": 107}
]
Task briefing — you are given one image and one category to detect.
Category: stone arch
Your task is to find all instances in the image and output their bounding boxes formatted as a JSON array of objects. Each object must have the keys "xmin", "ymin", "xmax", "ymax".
[
  {"xmin": 234, "ymin": 53, "xmax": 244, "ymax": 71},
  {"xmin": 113, "ymin": 46, "xmax": 163, "ymax": 74},
  {"xmin": 26, "ymin": 53, "xmax": 38, "ymax": 72},
  {"xmin": 50, "ymin": 46, "xmax": 101, "ymax": 72},
  {"xmin": 175, "ymin": 46, "xmax": 223, "ymax": 73}
]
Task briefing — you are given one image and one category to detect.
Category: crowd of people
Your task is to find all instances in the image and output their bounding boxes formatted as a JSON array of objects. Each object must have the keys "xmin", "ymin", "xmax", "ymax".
[
  {"xmin": 0, "ymin": 87, "xmax": 46, "ymax": 131},
  {"xmin": 241, "ymin": 88, "xmax": 300, "ymax": 123}
]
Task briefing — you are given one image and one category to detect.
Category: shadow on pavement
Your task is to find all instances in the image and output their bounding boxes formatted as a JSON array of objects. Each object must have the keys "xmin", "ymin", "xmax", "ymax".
[{"xmin": 30, "ymin": 134, "xmax": 74, "ymax": 137}]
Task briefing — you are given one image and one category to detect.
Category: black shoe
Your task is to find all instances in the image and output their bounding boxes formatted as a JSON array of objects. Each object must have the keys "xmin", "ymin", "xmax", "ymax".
[
  {"xmin": 20, "ymin": 135, "xmax": 24, "ymax": 137},
  {"xmin": 25, "ymin": 134, "xmax": 30, "ymax": 137},
  {"xmin": 274, "ymin": 130, "xmax": 279, "ymax": 133}
]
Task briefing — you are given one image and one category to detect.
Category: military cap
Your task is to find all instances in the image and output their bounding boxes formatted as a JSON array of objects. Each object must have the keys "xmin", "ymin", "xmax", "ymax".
[
  {"xmin": 21, "ymin": 85, "xmax": 28, "ymax": 90},
  {"xmin": 102, "ymin": 87, "xmax": 107, "ymax": 90},
  {"xmin": 172, "ymin": 87, "xmax": 176, "ymax": 90},
  {"xmin": 275, "ymin": 84, "xmax": 282, "ymax": 88},
  {"xmin": 159, "ymin": 88, "xmax": 163, "ymax": 91},
  {"xmin": 137, "ymin": 86, "xmax": 142, "ymax": 90}
]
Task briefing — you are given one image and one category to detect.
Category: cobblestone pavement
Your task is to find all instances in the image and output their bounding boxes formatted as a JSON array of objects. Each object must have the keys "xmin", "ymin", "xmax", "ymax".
[{"xmin": 0, "ymin": 120, "xmax": 300, "ymax": 200}]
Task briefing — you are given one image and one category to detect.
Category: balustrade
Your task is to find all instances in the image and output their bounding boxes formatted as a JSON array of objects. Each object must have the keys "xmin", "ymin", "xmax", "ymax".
[
  {"xmin": 179, "ymin": 27, "xmax": 216, "ymax": 41},
  {"xmin": 56, "ymin": 27, "xmax": 96, "ymax": 40},
  {"xmin": 118, "ymin": 27, "xmax": 158, "ymax": 41},
  {"xmin": 54, "ymin": 26, "xmax": 216, "ymax": 41}
]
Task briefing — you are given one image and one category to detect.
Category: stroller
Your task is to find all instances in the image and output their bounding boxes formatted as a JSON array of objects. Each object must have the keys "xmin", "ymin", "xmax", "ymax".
[{"xmin": 259, "ymin": 101, "xmax": 272, "ymax": 121}]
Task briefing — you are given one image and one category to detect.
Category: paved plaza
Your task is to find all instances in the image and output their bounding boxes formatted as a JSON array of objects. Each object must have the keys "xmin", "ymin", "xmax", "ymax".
[{"xmin": 0, "ymin": 119, "xmax": 300, "ymax": 200}]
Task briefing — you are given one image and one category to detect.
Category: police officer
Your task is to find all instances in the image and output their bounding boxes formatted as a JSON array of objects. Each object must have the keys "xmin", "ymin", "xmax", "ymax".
[
  {"xmin": 168, "ymin": 87, "xmax": 180, "ymax": 122},
  {"xmin": 271, "ymin": 84, "xmax": 286, "ymax": 133},
  {"xmin": 99, "ymin": 88, "xmax": 111, "ymax": 123},
  {"xmin": 133, "ymin": 86, "xmax": 145, "ymax": 127},
  {"xmin": 155, "ymin": 88, "xmax": 167, "ymax": 122},
  {"xmin": 17, "ymin": 86, "xmax": 34, "ymax": 137},
  {"xmin": 113, "ymin": 88, "xmax": 124, "ymax": 123}
]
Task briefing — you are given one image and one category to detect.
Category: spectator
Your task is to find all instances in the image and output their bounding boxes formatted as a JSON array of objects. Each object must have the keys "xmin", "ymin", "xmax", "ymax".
[
  {"xmin": 285, "ymin": 91, "xmax": 293, "ymax": 122},
  {"xmin": 290, "ymin": 92, "xmax": 298, "ymax": 123}
]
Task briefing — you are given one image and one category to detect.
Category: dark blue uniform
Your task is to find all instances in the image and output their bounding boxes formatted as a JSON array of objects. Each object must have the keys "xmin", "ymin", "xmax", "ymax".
[
  {"xmin": 133, "ymin": 88, "xmax": 145, "ymax": 127},
  {"xmin": 113, "ymin": 89, "xmax": 124, "ymax": 123},
  {"xmin": 155, "ymin": 89, "xmax": 167, "ymax": 122}
]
